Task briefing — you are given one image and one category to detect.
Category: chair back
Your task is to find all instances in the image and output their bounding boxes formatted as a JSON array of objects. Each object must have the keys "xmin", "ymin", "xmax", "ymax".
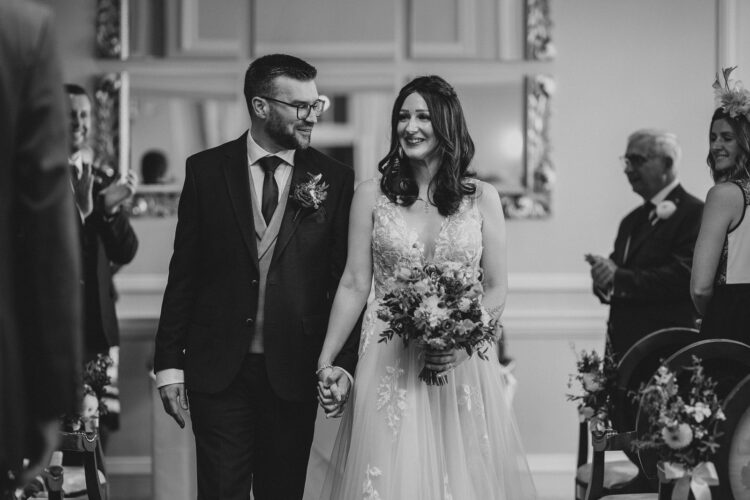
[
  {"xmin": 715, "ymin": 373, "xmax": 750, "ymax": 500},
  {"xmin": 613, "ymin": 327, "xmax": 700, "ymax": 432},
  {"xmin": 636, "ymin": 339, "xmax": 750, "ymax": 483}
]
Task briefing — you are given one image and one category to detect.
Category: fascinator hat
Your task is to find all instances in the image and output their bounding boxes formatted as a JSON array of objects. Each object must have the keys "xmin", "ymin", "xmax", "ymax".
[{"xmin": 713, "ymin": 66, "xmax": 750, "ymax": 121}]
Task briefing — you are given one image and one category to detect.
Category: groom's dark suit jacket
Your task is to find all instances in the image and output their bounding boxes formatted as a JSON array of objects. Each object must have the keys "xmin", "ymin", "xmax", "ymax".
[
  {"xmin": 154, "ymin": 132, "xmax": 358, "ymax": 401},
  {"xmin": 597, "ymin": 184, "xmax": 703, "ymax": 357}
]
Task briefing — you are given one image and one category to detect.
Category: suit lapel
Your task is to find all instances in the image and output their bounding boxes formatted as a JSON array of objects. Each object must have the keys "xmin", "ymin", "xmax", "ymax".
[
  {"xmin": 271, "ymin": 149, "xmax": 314, "ymax": 265},
  {"xmin": 223, "ymin": 132, "xmax": 259, "ymax": 271},
  {"xmin": 625, "ymin": 185, "xmax": 684, "ymax": 263}
]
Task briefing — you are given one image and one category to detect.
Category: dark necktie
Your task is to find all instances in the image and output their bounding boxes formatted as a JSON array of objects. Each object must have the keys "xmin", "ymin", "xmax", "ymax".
[
  {"xmin": 632, "ymin": 201, "xmax": 655, "ymax": 236},
  {"xmin": 259, "ymin": 156, "xmax": 282, "ymax": 224}
]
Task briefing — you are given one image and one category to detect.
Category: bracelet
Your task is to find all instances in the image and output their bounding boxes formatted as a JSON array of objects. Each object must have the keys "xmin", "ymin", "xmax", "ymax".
[{"xmin": 315, "ymin": 364, "xmax": 333, "ymax": 376}]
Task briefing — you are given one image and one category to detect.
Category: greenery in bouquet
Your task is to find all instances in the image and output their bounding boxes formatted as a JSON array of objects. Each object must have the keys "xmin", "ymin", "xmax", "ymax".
[
  {"xmin": 377, "ymin": 261, "xmax": 498, "ymax": 385},
  {"xmin": 567, "ymin": 347, "xmax": 618, "ymax": 433},
  {"xmin": 632, "ymin": 356, "xmax": 725, "ymax": 470},
  {"xmin": 62, "ymin": 354, "xmax": 114, "ymax": 432}
]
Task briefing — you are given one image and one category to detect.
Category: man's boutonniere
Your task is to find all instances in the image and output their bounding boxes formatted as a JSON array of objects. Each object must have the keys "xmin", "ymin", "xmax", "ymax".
[
  {"xmin": 651, "ymin": 200, "xmax": 677, "ymax": 225},
  {"xmin": 291, "ymin": 172, "xmax": 328, "ymax": 221}
]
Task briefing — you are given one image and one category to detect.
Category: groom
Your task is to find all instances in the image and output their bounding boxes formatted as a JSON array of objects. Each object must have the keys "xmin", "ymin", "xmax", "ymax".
[{"xmin": 154, "ymin": 54, "xmax": 359, "ymax": 500}]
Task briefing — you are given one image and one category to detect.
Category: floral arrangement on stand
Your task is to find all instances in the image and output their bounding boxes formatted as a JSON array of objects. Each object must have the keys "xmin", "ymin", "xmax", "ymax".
[
  {"xmin": 377, "ymin": 261, "xmax": 498, "ymax": 385},
  {"xmin": 62, "ymin": 354, "xmax": 114, "ymax": 433},
  {"xmin": 567, "ymin": 347, "xmax": 618, "ymax": 433},
  {"xmin": 632, "ymin": 356, "xmax": 725, "ymax": 499}
]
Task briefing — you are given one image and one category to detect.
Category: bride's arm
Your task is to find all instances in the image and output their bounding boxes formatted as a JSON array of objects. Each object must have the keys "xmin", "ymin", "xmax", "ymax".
[
  {"xmin": 318, "ymin": 179, "xmax": 378, "ymax": 370},
  {"xmin": 477, "ymin": 180, "xmax": 509, "ymax": 321}
]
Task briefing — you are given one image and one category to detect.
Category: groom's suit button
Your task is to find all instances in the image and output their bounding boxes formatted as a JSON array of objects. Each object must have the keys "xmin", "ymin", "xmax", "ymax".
[
  {"xmin": 251, "ymin": 279, "xmax": 259, "ymax": 286},
  {"xmin": 245, "ymin": 318, "xmax": 254, "ymax": 326}
]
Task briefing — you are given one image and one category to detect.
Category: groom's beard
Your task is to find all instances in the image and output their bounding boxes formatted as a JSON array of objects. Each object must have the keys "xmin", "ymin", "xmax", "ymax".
[{"xmin": 266, "ymin": 110, "xmax": 312, "ymax": 150}]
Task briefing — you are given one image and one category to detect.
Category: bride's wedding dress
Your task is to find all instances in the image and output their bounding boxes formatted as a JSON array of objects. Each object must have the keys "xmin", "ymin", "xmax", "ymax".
[{"xmin": 321, "ymin": 191, "xmax": 537, "ymax": 499}]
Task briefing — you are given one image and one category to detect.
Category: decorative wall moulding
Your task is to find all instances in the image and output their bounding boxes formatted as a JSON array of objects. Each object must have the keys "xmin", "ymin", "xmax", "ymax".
[
  {"xmin": 525, "ymin": 0, "xmax": 555, "ymax": 60},
  {"xmin": 502, "ymin": 74, "xmax": 555, "ymax": 219},
  {"xmin": 94, "ymin": 72, "xmax": 130, "ymax": 179},
  {"xmin": 96, "ymin": 0, "xmax": 128, "ymax": 59}
]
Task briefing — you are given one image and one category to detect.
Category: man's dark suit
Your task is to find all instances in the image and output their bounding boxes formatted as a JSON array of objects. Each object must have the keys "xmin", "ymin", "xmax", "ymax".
[
  {"xmin": 598, "ymin": 184, "xmax": 703, "ymax": 357},
  {"xmin": 0, "ymin": 0, "xmax": 82, "ymax": 485},
  {"xmin": 154, "ymin": 132, "xmax": 358, "ymax": 498},
  {"xmin": 80, "ymin": 210, "xmax": 138, "ymax": 358}
]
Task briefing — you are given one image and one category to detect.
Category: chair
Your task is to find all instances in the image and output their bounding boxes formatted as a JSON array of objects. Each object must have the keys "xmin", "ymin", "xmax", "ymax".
[
  {"xmin": 589, "ymin": 338, "xmax": 750, "ymax": 500},
  {"xmin": 715, "ymin": 372, "xmax": 750, "ymax": 500},
  {"xmin": 577, "ymin": 327, "xmax": 699, "ymax": 500},
  {"xmin": 44, "ymin": 430, "xmax": 108, "ymax": 500}
]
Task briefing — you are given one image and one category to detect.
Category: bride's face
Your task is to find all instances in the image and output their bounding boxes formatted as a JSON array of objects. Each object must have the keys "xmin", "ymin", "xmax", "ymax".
[{"xmin": 397, "ymin": 92, "xmax": 439, "ymax": 163}]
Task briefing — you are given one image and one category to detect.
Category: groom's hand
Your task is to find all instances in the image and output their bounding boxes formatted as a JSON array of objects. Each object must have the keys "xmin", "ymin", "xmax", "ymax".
[
  {"xmin": 159, "ymin": 383, "xmax": 189, "ymax": 428},
  {"xmin": 317, "ymin": 368, "xmax": 351, "ymax": 419}
]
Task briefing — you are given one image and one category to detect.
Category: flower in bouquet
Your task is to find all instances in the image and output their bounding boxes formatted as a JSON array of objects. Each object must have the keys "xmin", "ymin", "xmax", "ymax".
[
  {"xmin": 632, "ymin": 356, "xmax": 726, "ymax": 471},
  {"xmin": 377, "ymin": 261, "xmax": 498, "ymax": 385},
  {"xmin": 567, "ymin": 347, "xmax": 618, "ymax": 432}
]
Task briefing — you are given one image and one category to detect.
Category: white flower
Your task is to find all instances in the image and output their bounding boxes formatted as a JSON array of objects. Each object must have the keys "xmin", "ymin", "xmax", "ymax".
[
  {"xmin": 457, "ymin": 298, "xmax": 471, "ymax": 312},
  {"xmin": 662, "ymin": 423, "xmax": 693, "ymax": 450},
  {"xmin": 686, "ymin": 402, "xmax": 712, "ymax": 423},
  {"xmin": 655, "ymin": 200, "xmax": 677, "ymax": 220},
  {"xmin": 416, "ymin": 296, "xmax": 449, "ymax": 327},
  {"xmin": 581, "ymin": 373, "xmax": 602, "ymax": 392}
]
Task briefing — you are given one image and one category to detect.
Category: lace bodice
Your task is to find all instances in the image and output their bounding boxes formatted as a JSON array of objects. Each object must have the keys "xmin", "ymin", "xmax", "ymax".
[{"xmin": 371, "ymin": 193, "xmax": 483, "ymax": 297}]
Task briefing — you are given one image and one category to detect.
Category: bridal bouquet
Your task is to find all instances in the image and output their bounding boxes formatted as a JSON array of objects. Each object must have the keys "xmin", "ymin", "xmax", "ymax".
[
  {"xmin": 377, "ymin": 261, "xmax": 498, "ymax": 385},
  {"xmin": 632, "ymin": 357, "xmax": 724, "ymax": 497},
  {"xmin": 567, "ymin": 348, "xmax": 618, "ymax": 433}
]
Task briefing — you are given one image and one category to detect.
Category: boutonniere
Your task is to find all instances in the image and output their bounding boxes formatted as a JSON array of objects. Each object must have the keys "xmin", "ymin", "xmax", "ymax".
[
  {"xmin": 651, "ymin": 200, "xmax": 677, "ymax": 225},
  {"xmin": 291, "ymin": 172, "xmax": 329, "ymax": 221}
]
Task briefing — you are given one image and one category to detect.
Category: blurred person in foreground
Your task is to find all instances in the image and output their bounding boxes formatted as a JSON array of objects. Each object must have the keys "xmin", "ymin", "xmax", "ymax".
[
  {"xmin": 586, "ymin": 129, "xmax": 703, "ymax": 359},
  {"xmin": 0, "ymin": 0, "xmax": 82, "ymax": 495}
]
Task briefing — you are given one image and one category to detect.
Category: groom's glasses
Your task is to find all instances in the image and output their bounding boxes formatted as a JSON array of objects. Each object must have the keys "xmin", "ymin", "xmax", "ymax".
[{"xmin": 260, "ymin": 96, "xmax": 325, "ymax": 120}]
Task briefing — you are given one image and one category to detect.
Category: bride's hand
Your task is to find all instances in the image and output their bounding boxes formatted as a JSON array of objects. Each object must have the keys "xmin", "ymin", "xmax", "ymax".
[{"xmin": 424, "ymin": 348, "xmax": 468, "ymax": 374}]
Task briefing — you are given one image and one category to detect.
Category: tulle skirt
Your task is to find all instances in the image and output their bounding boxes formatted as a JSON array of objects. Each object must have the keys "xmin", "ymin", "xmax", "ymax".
[{"xmin": 320, "ymin": 307, "xmax": 537, "ymax": 500}]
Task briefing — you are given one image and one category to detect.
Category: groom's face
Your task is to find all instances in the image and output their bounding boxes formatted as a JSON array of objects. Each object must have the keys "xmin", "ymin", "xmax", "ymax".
[{"xmin": 264, "ymin": 76, "xmax": 319, "ymax": 150}]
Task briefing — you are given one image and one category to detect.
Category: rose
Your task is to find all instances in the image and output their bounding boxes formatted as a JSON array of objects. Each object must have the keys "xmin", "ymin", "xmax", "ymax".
[{"xmin": 655, "ymin": 200, "xmax": 677, "ymax": 220}]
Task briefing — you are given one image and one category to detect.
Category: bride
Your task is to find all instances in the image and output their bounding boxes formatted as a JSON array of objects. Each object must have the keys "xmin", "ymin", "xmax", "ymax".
[{"xmin": 315, "ymin": 75, "xmax": 537, "ymax": 499}]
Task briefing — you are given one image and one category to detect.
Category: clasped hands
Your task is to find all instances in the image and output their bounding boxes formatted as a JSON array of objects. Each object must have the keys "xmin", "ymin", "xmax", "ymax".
[
  {"xmin": 316, "ymin": 348, "xmax": 468, "ymax": 418},
  {"xmin": 585, "ymin": 253, "xmax": 618, "ymax": 291}
]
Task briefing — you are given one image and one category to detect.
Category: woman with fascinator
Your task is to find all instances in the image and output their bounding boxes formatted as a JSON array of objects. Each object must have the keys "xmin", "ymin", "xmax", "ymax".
[
  {"xmin": 315, "ymin": 75, "xmax": 537, "ymax": 499},
  {"xmin": 691, "ymin": 67, "xmax": 750, "ymax": 340}
]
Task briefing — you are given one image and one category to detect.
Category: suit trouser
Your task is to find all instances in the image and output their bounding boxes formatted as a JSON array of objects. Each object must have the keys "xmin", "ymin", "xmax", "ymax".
[{"xmin": 189, "ymin": 354, "xmax": 318, "ymax": 500}]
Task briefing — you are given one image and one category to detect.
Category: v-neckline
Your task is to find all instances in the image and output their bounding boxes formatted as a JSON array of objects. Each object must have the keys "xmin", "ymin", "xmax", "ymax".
[{"xmin": 393, "ymin": 202, "xmax": 451, "ymax": 263}]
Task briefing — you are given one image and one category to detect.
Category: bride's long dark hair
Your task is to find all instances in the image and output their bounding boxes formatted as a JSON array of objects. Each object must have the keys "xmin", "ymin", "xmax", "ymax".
[{"xmin": 378, "ymin": 75, "xmax": 476, "ymax": 216}]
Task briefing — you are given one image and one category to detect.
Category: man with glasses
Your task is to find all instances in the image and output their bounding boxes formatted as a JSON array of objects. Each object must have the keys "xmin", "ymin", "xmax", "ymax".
[
  {"xmin": 153, "ymin": 54, "xmax": 360, "ymax": 500},
  {"xmin": 586, "ymin": 129, "xmax": 703, "ymax": 358}
]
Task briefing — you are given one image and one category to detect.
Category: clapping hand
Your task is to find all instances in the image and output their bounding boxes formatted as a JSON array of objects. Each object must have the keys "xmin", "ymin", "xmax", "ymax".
[
  {"xmin": 586, "ymin": 253, "xmax": 617, "ymax": 290},
  {"xmin": 100, "ymin": 170, "xmax": 138, "ymax": 214},
  {"xmin": 317, "ymin": 367, "xmax": 351, "ymax": 419}
]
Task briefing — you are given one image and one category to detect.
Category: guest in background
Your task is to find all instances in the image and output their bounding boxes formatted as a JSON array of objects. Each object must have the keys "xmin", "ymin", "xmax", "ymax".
[
  {"xmin": 65, "ymin": 83, "xmax": 139, "ymax": 447},
  {"xmin": 140, "ymin": 149, "xmax": 169, "ymax": 185},
  {"xmin": 691, "ymin": 68, "xmax": 750, "ymax": 341},
  {"xmin": 0, "ymin": 0, "xmax": 82, "ymax": 494},
  {"xmin": 586, "ymin": 129, "xmax": 703, "ymax": 359}
]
